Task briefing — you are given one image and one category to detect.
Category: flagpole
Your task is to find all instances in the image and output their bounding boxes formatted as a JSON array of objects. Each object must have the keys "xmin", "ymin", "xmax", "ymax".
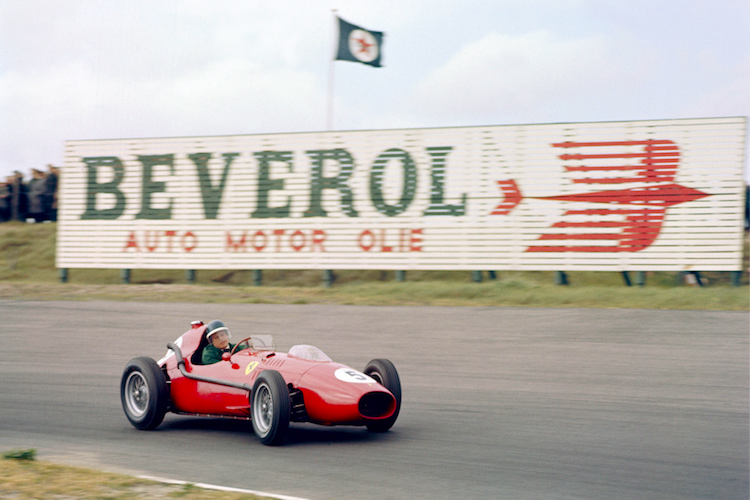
[{"xmin": 326, "ymin": 9, "xmax": 337, "ymax": 131}]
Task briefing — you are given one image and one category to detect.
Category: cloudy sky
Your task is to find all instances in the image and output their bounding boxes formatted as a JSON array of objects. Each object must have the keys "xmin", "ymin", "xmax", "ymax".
[{"xmin": 1, "ymin": 0, "xmax": 748, "ymax": 181}]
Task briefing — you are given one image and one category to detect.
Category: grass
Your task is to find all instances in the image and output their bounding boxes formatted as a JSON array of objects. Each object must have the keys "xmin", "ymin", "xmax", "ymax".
[
  {"xmin": 0, "ymin": 453, "xmax": 275, "ymax": 500},
  {"xmin": 0, "ymin": 221, "xmax": 748, "ymax": 310}
]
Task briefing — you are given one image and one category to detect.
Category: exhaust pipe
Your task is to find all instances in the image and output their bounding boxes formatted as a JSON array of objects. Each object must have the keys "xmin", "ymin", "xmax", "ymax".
[{"xmin": 167, "ymin": 342, "xmax": 253, "ymax": 392}]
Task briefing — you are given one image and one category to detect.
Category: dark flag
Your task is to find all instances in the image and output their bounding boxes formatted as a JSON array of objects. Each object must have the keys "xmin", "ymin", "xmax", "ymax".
[{"xmin": 335, "ymin": 17, "xmax": 384, "ymax": 67}]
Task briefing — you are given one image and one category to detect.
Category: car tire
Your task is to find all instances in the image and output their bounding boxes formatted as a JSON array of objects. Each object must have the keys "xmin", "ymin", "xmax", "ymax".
[
  {"xmin": 121, "ymin": 357, "xmax": 168, "ymax": 430},
  {"xmin": 251, "ymin": 370, "xmax": 290, "ymax": 445},
  {"xmin": 363, "ymin": 359, "xmax": 401, "ymax": 432}
]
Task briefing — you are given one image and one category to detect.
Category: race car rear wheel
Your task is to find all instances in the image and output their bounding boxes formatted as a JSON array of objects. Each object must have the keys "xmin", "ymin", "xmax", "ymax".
[
  {"xmin": 121, "ymin": 357, "xmax": 168, "ymax": 430},
  {"xmin": 251, "ymin": 370, "xmax": 290, "ymax": 445},
  {"xmin": 364, "ymin": 359, "xmax": 401, "ymax": 432}
]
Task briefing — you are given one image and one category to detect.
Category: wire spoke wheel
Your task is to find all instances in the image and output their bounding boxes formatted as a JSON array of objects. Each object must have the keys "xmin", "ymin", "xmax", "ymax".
[
  {"xmin": 120, "ymin": 357, "xmax": 168, "ymax": 430},
  {"xmin": 124, "ymin": 371, "xmax": 149, "ymax": 417},
  {"xmin": 253, "ymin": 383, "xmax": 273, "ymax": 434},
  {"xmin": 251, "ymin": 370, "xmax": 290, "ymax": 445}
]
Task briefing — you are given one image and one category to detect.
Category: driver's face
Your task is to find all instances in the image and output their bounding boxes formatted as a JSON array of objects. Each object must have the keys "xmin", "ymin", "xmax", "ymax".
[{"xmin": 210, "ymin": 331, "xmax": 230, "ymax": 349}]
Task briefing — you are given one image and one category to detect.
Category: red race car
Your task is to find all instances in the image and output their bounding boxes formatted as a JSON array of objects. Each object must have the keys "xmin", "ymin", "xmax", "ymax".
[{"xmin": 120, "ymin": 320, "xmax": 401, "ymax": 445}]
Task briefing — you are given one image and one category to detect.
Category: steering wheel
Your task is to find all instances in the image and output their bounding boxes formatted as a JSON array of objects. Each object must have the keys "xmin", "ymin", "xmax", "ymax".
[{"xmin": 231, "ymin": 337, "xmax": 254, "ymax": 356}]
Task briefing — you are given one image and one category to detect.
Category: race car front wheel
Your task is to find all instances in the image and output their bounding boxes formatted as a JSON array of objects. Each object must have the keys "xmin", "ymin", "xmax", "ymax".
[
  {"xmin": 364, "ymin": 359, "xmax": 402, "ymax": 432},
  {"xmin": 121, "ymin": 357, "xmax": 168, "ymax": 430},
  {"xmin": 251, "ymin": 370, "xmax": 290, "ymax": 445}
]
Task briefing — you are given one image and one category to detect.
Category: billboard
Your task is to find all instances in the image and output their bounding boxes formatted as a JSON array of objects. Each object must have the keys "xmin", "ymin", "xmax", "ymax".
[{"xmin": 57, "ymin": 117, "xmax": 746, "ymax": 271}]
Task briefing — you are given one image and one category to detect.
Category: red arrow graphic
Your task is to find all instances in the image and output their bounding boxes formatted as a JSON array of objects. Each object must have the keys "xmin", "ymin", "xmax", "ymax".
[
  {"xmin": 526, "ymin": 184, "xmax": 711, "ymax": 253},
  {"xmin": 490, "ymin": 180, "xmax": 711, "ymax": 253},
  {"xmin": 492, "ymin": 139, "xmax": 713, "ymax": 253},
  {"xmin": 491, "ymin": 182, "xmax": 709, "ymax": 215},
  {"xmin": 539, "ymin": 183, "xmax": 710, "ymax": 207}
]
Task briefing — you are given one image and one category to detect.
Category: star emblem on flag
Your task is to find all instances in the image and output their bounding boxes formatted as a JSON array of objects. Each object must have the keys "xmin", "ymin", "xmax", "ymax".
[
  {"xmin": 349, "ymin": 29, "xmax": 379, "ymax": 63},
  {"xmin": 335, "ymin": 17, "xmax": 384, "ymax": 67}
]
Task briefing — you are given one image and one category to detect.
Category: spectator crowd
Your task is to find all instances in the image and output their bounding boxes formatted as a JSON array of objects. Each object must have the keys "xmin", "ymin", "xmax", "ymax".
[{"xmin": 0, "ymin": 165, "xmax": 59, "ymax": 223}]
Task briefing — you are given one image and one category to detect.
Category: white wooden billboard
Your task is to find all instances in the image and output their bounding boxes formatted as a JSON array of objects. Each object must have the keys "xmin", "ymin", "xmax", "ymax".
[{"xmin": 57, "ymin": 117, "xmax": 747, "ymax": 271}]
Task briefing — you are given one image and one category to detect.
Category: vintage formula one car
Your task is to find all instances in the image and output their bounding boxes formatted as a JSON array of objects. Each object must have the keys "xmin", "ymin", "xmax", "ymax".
[{"xmin": 120, "ymin": 320, "xmax": 401, "ymax": 445}]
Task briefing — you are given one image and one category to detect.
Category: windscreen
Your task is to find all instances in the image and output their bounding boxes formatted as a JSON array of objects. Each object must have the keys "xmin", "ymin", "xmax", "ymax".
[
  {"xmin": 288, "ymin": 344, "xmax": 332, "ymax": 362},
  {"xmin": 249, "ymin": 335, "xmax": 275, "ymax": 351}
]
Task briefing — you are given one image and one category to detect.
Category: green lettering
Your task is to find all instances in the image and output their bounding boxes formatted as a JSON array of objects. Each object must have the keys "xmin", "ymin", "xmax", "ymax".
[
  {"xmin": 80, "ymin": 156, "xmax": 126, "ymax": 220},
  {"xmin": 423, "ymin": 146, "xmax": 466, "ymax": 216},
  {"xmin": 136, "ymin": 154, "xmax": 174, "ymax": 220},
  {"xmin": 369, "ymin": 149, "xmax": 417, "ymax": 217},
  {"xmin": 190, "ymin": 152, "xmax": 238, "ymax": 219},
  {"xmin": 252, "ymin": 151, "xmax": 292, "ymax": 218},
  {"xmin": 304, "ymin": 149, "xmax": 358, "ymax": 217}
]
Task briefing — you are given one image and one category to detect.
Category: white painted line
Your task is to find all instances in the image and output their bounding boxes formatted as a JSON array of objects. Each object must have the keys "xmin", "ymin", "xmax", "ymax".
[{"xmin": 137, "ymin": 475, "xmax": 312, "ymax": 500}]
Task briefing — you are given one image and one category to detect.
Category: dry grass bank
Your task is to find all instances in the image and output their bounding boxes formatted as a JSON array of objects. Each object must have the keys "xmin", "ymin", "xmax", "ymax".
[
  {"xmin": 0, "ymin": 222, "xmax": 747, "ymax": 310},
  {"xmin": 0, "ymin": 455, "xmax": 274, "ymax": 500}
]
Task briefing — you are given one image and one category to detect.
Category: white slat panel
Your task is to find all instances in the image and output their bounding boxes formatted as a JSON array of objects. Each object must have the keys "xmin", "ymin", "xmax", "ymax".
[{"xmin": 57, "ymin": 117, "xmax": 747, "ymax": 271}]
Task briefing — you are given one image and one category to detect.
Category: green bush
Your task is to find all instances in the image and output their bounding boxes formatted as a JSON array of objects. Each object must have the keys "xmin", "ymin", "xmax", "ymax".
[{"xmin": 3, "ymin": 448, "xmax": 37, "ymax": 461}]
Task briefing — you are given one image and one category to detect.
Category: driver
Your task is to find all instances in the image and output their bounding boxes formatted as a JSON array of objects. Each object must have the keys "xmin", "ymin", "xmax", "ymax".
[{"xmin": 202, "ymin": 320, "xmax": 246, "ymax": 365}]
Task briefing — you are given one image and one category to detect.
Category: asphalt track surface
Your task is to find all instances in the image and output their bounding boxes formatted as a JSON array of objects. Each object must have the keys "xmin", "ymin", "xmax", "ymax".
[{"xmin": 1, "ymin": 301, "xmax": 748, "ymax": 500}]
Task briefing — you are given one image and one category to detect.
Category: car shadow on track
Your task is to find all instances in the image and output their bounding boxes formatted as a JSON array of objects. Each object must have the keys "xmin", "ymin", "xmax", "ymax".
[
  {"xmin": 157, "ymin": 416, "xmax": 396, "ymax": 446},
  {"xmin": 284, "ymin": 425, "xmax": 395, "ymax": 446}
]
